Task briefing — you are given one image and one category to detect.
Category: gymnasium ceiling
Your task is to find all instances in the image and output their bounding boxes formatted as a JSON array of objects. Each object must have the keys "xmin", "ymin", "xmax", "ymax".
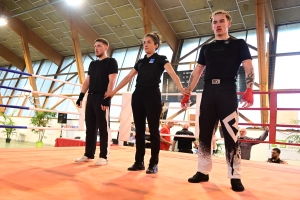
[{"xmin": 0, "ymin": 0, "xmax": 300, "ymax": 66}]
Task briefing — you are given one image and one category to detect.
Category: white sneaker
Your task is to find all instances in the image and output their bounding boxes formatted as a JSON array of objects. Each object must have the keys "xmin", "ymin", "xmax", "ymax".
[
  {"xmin": 75, "ymin": 156, "xmax": 93, "ymax": 162},
  {"xmin": 95, "ymin": 158, "xmax": 107, "ymax": 166}
]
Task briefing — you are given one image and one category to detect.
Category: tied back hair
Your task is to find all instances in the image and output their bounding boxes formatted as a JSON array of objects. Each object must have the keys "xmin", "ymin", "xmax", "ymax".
[{"xmin": 145, "ymin": 32, "xmax": 161, "ymax": 50}]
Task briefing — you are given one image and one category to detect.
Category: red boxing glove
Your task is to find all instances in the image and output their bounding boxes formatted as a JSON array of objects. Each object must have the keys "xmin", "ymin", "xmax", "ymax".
[
  {"xmin": 181, "ymin": 95, "xmax": 190, "ymax": 107},
  {"xmin": 242, "ymin": 88, "xmax": 253, "ymax": 104}
]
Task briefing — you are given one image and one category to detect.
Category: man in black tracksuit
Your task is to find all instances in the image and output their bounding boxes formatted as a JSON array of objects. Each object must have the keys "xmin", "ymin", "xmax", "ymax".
[
  {"xmin": 172, "ymin": 123, "xmax": 198, "ymax": 154},
  {"xmin": 184, "ymin": 10, "xmax": 255, "ymax": 192},
  {"xmin": 75, "ymin": 38, "xmax": 118, "ymax": 166}
]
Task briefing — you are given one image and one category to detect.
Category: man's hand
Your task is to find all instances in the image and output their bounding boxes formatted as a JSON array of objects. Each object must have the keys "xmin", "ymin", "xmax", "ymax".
[
  {"xmin": 76, "ymin": 93, "xmax": 85, "ymax": 108},
  {"xmin": 101, "ymin": 97, "xmax": 111, "ymax": 111},
  {"xmin": 181, "ymin": 94, "xmax": 190, "ymax": 109},
  {"xmin": 240, "ymin": 88, "xmax": 253, "ymax": 108}
]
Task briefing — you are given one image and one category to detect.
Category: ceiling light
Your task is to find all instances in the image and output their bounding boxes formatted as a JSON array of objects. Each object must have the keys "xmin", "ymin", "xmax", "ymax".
[
  {"xmin": 65, "ymin": 0, "xmax": 83, "ymax": 6},
  {"xmin": 0, "ymin": 15, "xmax": 8, "ymax": 26}
]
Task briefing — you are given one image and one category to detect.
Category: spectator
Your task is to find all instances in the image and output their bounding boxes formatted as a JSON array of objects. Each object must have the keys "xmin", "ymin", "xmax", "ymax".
[
  {"xmin": 266, "ymin": 148, "xmax": 288, "ymax": 164},
  {"xmin": 172, "ymin": 123, "xmax": 198, "ymax": 154},
  {"xmin": 238, "ymin": 127, "xmax": 269, "ymax": 160},
  {"xmin": 160, "ymin": 122, "xmax": 174, "ymax": 151}
]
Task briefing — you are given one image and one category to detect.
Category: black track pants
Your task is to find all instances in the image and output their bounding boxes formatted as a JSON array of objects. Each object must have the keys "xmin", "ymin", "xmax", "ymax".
[
  {"xmin": 197, "ymin": 82, "xmax": 241, "ymax": 178},
  {"xmin": 84, "ymin": 93, "xmax": 111, "ymax": 159},
  {"xmin": 132, "ymin": 87, "xmax": 162, "ymax": 165}
]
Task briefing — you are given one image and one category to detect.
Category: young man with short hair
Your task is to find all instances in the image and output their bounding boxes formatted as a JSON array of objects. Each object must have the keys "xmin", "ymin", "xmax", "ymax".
[
  {"xmin": 75, "ymin": 38, "xmax": 118, "ymax": 166},
  {"xmin": 184, "ymin": 10, "xmax": 255, "ymax": 192}
]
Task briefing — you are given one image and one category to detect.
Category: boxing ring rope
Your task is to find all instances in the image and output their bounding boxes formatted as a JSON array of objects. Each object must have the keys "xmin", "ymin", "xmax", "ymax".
[
  {"xmin": 0, "ymin": 104, "xmax": 80, "ymax": 115},
  {"xmin": 1, "ymin": 65, "xmax": 299, "ymax": 147},
  {"xmin": 125, "ymin": 90, "xmax": 300, "ymax": 147},
  {"xmin": 235, "ymin": 90, "xmax": 300, "ymax": 146},
  {"xmin": 0, "ymin": 67, "xmax": 81, "ymax": 87},
  {"xmin": 0, "ymin": 67, "xmax": 122, "ymax": 134},
  {"xmin": 0, "ymin": 85, "xmax": 77, "ymax": 101},
  {"xmin": 0, "ymin": 67, "xmax": 86, "ymax": 132}
]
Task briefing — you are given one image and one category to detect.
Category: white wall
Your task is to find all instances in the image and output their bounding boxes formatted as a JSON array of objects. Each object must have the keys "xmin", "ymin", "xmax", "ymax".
[
  {"xmin": 0, "ymin": 117, "xmax": 61, "ymax": 145},
  {"xmin": 0, "ymin": 117, "xmax": 122, "ymax": 146}
]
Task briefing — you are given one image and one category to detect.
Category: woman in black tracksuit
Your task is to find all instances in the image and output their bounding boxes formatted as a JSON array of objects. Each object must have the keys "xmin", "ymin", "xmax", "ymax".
[{"xmin": 105, "ymin": 33, "xmax": 187, "ymax": 174}]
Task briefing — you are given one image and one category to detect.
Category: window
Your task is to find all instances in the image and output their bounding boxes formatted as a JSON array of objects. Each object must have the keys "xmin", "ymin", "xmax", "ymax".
[
  {"xmin": 112, "ymin": 49, "xmax": 127, "ymax": 69},
  {"xmin": 112, "ymin": 46, "xmax": 140, "ymax": 91},
  {"xmin": 179, "ymin": 38, "xmax": 200, "ymax": 63},
  {"xmin": 115, "ymin": 69, "xmax": 131, "ymax": 92},
  {"xmin": 274, "ymin": 56, "xmax": 300, "ymax": 89},
  {"xmin": 157, "ymin": 43, "xmax": 173, "ymax": 62},
  {"xmin": 83, "ymin": 54, "xmax": 93, "ymax": 71},
  {"xmin": 246, "ymin": 30, "xmax": 258, "ymax": 56},
  {"xmin": 230, "ymin": 31, "xmax": 246, "ymax": 40},
  {"xmin": 277, "ymin": 24, "xmax": 300, "ymax": 53},
  {"xmin": 121, "ymin": 47, "xmax": 140, "ymax": 68}
]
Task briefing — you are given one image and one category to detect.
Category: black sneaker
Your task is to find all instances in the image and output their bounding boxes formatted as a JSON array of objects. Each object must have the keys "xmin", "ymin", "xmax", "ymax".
[
  {"xmin": 127, "ymin": 162, "xmax": 145, "ymax": 171},
  {"xmin": 188, "ymin": 172, "xmax": 209, "ymax": 183},
  {"xmin": 146, "ymin": 164, "xmax": 158, "ymax": 174},
  {"xmin": 231, "ymin": 179, "xmax": 244, "ymax": 192}
]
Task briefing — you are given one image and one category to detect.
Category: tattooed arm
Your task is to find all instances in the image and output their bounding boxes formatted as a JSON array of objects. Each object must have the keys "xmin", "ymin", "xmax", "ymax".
[
  {"xmin": 187, "ymin": 63, "xmax": 205, "ymax": 92},
  {"xmin": 240, "ymin": 59, "xmax": 255, "ymax": 108},
  {"xmin": 242, "ymin": 59, "xmax": 255, "ymax": 89}
]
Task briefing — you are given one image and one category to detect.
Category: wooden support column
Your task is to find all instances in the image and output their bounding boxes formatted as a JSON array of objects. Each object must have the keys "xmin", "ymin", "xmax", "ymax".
[
  {"xmin": 139, "ymin": 0, "xmax": 152, "ymax": 34},
  {"xmin": 0, "ymin": 94, "xmax": 5, "ymax": 112},
  {"xmin": 255, "ymin": 0, "xmax": 269, "ymax": 125},
  {"xmin": 19, "ymin": 22, "xmax": 41, "ymax": 108},
  {"xmin": 70, "ymin": 14, "xmax": 85, "ymax": 84}
]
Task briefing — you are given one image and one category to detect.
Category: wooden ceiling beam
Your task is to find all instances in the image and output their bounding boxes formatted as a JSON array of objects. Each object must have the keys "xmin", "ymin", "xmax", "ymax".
[
  {"xmin": 144, "ymin": 0, "xmax": 179, "ymax": 52},
  {"xmin": 139, "ymin": 0, "xmax": 152, "ymax": 34},
  {"xmin": 70, "ymin": 15, "xmax": 85, "ymax": 84},
  {"xmin": 0, "ymin": 44, "xmax": 25, "ymax": 71},
  {"xmin": 50, "ymin": 0, "xmax": 112, "ymax": 56},
  {"xmin": 1, "ymin": 5, "xmax": 64, "ymax": 67}
]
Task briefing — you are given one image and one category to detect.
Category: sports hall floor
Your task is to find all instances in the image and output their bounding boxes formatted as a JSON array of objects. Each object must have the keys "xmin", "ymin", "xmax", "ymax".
[{"xmin": 0, "ymin": 142, "xmax": 299, "ymax": 200}]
